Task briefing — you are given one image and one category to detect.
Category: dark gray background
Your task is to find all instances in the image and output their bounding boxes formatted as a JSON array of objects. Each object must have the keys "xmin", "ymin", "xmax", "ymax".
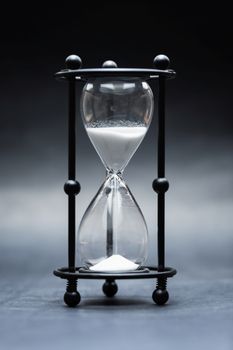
[{"xmin": 0, "ymin": 2, "xmax": 232, "ymax": 349}]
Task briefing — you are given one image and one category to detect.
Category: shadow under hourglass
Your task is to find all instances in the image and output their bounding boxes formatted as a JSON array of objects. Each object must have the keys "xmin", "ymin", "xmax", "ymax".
[{"xmin": 80, "ymin": 297, "xmax": 150, "ymax": 308}]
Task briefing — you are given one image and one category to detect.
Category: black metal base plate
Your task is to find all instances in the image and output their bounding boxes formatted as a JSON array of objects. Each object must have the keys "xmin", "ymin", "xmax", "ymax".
[{"xmin": 53, "ymin": 266, "xmax": 177, "ymax": 280}]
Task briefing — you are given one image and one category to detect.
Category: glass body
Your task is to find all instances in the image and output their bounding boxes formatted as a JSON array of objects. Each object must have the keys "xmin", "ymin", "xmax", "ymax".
[{"xmin": 78, "ymin": 77, "xmax": 154, "ymax": 272}]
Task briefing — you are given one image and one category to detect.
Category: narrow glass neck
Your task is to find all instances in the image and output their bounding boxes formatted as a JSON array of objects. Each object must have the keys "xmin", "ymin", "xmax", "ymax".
[{"xmin": 106, "ymin": 169, "xmax": 123, "ymax": 178}]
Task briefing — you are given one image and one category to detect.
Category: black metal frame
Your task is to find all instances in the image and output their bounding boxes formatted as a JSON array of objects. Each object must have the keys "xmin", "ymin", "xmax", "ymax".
[{"xmin": 53, "ymin": 55, "xmax": 177, "ymax": 307}]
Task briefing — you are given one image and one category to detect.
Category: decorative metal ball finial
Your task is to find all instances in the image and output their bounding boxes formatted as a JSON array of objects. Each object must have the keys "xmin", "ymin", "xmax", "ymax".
[
  {"xmin": 153, "ymin": 54, "xmax": 170, "ymax": 70},
  {"xmin": 65, "ymin": 55, "xmax": 82, "ymax": 70},
  {"xmin": 102, "ymin": 60, "xmax": 118, "ymax": 68}
]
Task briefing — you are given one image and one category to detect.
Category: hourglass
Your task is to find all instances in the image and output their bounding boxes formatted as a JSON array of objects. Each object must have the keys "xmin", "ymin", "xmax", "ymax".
[
  {"xmin": 54, "ymin": 54, "xmax": 177, "ymax": 307},
  {"xmin": 79, "ymin": 76, "xmax": 153, "ymax": 273}
]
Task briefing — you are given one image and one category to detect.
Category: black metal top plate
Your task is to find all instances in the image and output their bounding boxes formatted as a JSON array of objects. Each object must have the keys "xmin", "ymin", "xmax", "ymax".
[
  {"xmin": 53, "ymin": 266, "xmax": 177, "ymax": 280},
  {"xmin": 55, "ymin": 68, "xmax": 176, "ymax": 81}
]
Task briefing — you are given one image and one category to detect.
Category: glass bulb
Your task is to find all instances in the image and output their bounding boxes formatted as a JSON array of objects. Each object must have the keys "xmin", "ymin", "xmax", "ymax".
[
  {"xmin": 81, "ymin": 77, "xmax": 153, "ymax": 173},
  {"xmin": 78, "ymin": 77, "xmax": 154, "ymax": 272}
]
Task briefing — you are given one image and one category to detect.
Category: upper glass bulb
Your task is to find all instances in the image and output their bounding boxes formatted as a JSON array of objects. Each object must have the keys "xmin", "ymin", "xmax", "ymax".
[{"xmin": 81, "ymin": 77, "xmax": 154, "ymax": 173}]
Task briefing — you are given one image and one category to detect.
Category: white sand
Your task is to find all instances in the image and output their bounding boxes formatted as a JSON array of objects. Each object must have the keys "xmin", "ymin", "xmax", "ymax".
[
  {"xmin": 86, "ymin": 126, "xmax": 147, "ymax": 172},
  {"xmin": 89, "ymin": 254, "xmax": 139, "ymax": 272}
]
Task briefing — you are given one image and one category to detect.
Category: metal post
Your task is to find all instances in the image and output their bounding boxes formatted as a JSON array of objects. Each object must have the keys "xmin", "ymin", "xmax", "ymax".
[
  {"xmin": 63, "ymin": 76, "xmax": 81, "ymax": 274},
  {"xmin": 153, "ymin": 74, "xmax": 169, "ymax": 272},
  {"xmin": 63, "ymin": 55, "xmax": 82, "ymax": 306},
  {"xmin": 68, "ymin": 78, "xmax": 76, "ymax": 272},
  {"xmin": 157, "ymin": 76, "xmax": 166, "ymax": 271}
]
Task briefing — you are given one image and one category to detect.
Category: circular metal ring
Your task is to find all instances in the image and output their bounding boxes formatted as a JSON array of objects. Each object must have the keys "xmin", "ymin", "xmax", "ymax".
[
  {"xmin": 53, "ymin": 266, "xmax": 177, "ymax": 280},
  {"xmin": 55, "ymin": 68, "xmax": 176, "ymax": 81}
]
